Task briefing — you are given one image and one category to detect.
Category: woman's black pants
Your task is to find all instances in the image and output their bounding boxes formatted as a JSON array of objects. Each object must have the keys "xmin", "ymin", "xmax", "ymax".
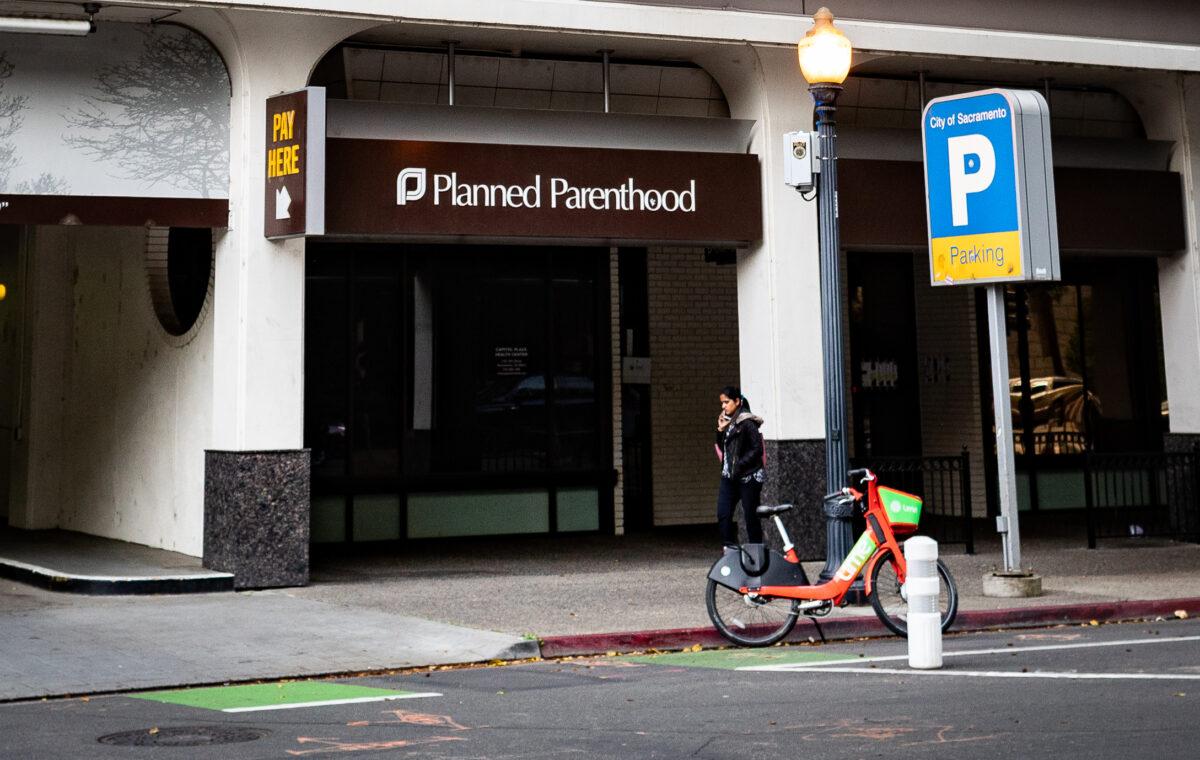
[{"xmin": 717, "ymin": 475, "xmax": 763, "ymax": 547}]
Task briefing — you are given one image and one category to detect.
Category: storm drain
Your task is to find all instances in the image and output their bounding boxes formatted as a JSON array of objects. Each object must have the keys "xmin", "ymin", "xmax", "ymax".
[{"xmin": 98, "ymin": 726, "xmax": 269, "ymax": 747}]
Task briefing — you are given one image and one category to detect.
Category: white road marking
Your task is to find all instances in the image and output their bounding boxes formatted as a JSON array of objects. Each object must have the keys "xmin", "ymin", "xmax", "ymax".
[
  {"xmin": 739, "ymin": 633, "xmax": 1200, "ymax": 672},
  {"xmin": 751, "ymin": 667, "xmax": 1200, "ymax": 681},
  {"xmin": 222, "ymin": 692, "xmax": 441, "ymax": 713}
]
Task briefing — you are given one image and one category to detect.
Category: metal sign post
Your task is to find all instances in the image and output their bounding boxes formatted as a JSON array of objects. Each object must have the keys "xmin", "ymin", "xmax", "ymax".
[{"xmin": 986, "ymin": 285, "xmax": 1021, "ymax": 571}]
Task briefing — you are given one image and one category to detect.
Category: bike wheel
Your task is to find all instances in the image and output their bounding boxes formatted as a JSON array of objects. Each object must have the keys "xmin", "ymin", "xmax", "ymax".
[
  {"xmin": 706, "ymin": 579, "xmax": 799, "ymax": 647},
  {"xmin": 868, "ymin": 549, "xmax": 958, "ymax": 638}
]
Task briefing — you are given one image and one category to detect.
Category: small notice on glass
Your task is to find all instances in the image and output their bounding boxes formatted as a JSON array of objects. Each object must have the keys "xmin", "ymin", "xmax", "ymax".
[{"xmin": 494, "ymin": 346, "xmax": 529, "ymax": 377}]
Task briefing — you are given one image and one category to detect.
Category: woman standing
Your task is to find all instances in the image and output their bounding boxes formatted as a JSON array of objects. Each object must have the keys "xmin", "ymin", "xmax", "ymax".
[{"xmin": 715, "ymin": 385, "xmax": 765, "ymax": 548}]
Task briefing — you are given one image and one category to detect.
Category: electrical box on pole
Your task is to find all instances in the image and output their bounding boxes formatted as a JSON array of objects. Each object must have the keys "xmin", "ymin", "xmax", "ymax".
[{"xmin": 783, "ymin": 130, "xmax": 819, "ymax": 190}]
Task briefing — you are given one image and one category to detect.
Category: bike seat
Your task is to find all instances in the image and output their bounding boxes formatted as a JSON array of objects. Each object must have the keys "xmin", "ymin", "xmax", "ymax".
[{"xmin": 756, "ymin": 504, "xmax": 793, "ymax": 516}]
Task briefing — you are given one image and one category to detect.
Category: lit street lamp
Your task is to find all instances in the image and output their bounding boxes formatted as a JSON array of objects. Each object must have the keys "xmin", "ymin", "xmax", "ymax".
[{"xmin": 797, "ymin": 8, "xmax": 857, "ymax": 586}]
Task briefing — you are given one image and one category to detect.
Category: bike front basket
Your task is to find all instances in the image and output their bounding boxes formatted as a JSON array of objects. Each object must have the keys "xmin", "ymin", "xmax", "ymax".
[{"xmin": 879, "ymin": 486, "xmax": 923, "ymax": 534}]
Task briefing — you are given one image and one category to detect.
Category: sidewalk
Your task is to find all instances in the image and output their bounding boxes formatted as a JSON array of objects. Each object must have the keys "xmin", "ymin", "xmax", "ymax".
[
  {"xmin": 2, "ymin": 526, "xmax": 1198, "ymax": 701},
  {"xmin": 297, "ymin": 528, "xmax": 1200, "ymax": 654}
]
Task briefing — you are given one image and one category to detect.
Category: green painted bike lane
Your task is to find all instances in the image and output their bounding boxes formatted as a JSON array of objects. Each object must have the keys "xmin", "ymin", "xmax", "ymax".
[
  {"xmin": 131, "ymin": 681, "xmax": 439, "ymax": 712},
  {"xmin": 125, "ymin": 648, "xmax": 859, "ymax": 715}
]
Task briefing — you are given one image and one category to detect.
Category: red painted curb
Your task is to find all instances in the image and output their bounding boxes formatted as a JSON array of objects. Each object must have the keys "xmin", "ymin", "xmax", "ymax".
[{"xmin": 537, "ymin": 597, "xmax": 1200, "ymax": 658}]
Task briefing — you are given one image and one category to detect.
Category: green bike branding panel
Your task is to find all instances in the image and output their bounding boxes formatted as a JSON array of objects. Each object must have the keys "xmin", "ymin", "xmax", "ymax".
[{"xmin": 834, "ymin": 532, "xmax": 878, "ymax": 583}]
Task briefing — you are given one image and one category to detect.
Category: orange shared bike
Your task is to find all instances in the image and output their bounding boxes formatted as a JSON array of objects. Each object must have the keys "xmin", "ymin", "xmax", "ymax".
[{"xmin": 706, "ymin": 467, "xmax": 958, "ymax": 646}]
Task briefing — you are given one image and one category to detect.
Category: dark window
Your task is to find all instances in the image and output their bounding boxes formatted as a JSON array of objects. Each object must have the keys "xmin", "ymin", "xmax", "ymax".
[
  {"xmin": 351, "ymin": 256, "xmax": 401, "ymax": 477},
  {"xmin": 148, "ymin": 227, "xmax": 212, "ymax": 336},
  {"xmin": 304, "ymin": 244, "xmax": 610, "ymax": 540},
  {"xmin": 848, "ymin": 252, "xmax": 922, "ymax": 458},
  {"xmin": 1007, "ymin": 259, "xmax": 1163, "ymax": 458},
  {"xmin": 305, "ymin": 249, "xmax": 349, "ymax": 479},
  {"xmin": 426, "ymin": 250, "xmax": 551, "ymax": 474}
]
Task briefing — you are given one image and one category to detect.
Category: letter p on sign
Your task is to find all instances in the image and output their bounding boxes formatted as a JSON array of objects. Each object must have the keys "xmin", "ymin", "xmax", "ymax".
[{"xmin": 947, "ymin": 134, "xmax": 995, "ymax": 227}]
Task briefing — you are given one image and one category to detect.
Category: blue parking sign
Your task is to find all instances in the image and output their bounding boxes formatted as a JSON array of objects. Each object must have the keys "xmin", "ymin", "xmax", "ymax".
[{"xmin": 921, "ymin": 89, "xmax": 1060, "ymax": 285}]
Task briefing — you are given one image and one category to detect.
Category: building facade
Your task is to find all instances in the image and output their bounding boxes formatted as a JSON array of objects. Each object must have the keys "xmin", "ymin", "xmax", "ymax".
[{"xmin": 1, "ymin": 1, "xmax": 1198, "ymax": 586}]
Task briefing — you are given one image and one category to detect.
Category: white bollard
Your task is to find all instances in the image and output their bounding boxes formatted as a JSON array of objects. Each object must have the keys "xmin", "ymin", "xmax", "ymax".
[{"xmin": 905, "ymin": 536, "xmax": 943, "ymax": 669}]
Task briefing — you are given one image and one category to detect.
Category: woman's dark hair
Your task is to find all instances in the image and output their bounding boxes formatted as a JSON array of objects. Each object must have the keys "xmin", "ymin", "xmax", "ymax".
[{"xmin": 720, "ymin": 385, "xmax": 751, "ymax": 412}]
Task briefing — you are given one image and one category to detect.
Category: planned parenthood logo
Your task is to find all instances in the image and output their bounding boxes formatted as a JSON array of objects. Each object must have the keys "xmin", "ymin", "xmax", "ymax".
[{"xmin": 397, "ymin": 168, "xmax": 427, "ymax": 205}]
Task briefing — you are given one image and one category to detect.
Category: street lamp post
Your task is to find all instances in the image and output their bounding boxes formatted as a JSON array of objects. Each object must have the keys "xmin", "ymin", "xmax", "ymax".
[{"xmin": 797, "ymin": 8, "xmax": 857, "ymax": 585}]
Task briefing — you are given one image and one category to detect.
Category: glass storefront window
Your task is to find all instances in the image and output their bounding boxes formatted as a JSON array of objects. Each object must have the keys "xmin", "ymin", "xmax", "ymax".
[
  {"xmin": 428, "ymin": 252, "xmax": 550, "ymax": 474},
  {"xmin": 305, "ymin": 251, "xmax": 349, "ymax": 479},
  {"xmin": 305, "ymin": 244, "xmax": 609, "ymax": 541},
  {"xmin": 551, "ymin": 255, "xmax": 600, "ymax": 470},
  {"xmin": 1007, "ymin": 260, "xmax": 1164, "ymax": 460},
  {"xmin": 352, "ymin": 262, "xmax": 401, "ymax": 477},
  {"xmin": 1008, "ymin": 284, "xmax": 1094, "ymax": 455}
]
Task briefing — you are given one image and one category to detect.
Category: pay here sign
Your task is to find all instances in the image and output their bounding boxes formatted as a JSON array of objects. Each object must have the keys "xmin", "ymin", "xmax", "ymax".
[{"xmin": 921, "ymin": 89, "xmax": 1059, "ymax": 286}]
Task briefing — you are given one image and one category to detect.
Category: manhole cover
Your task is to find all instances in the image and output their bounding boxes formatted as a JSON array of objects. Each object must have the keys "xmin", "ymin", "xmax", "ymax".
[{"xmin": 98, "ymin": 726, "xmax": 270, "ymax": 747}]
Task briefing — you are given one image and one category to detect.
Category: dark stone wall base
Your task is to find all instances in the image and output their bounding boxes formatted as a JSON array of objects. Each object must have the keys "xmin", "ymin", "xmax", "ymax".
[
  {"xmin": 761, "ymin": 439, "xmax": 827, "ymax": 561},
  {"xmin": 1164, "ymin": 433, "xmax": 1200, "ymax": 453},
  {"xmin": 204, "ymin": 450, "xmax": 310, "ymax": 589}
]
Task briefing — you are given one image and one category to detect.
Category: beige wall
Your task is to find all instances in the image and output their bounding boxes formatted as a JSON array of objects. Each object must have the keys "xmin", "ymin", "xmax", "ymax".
[
  {"xmin": 647, "ymin": 247, "xmax": 740, "ymax": 526},
  {"xmin": 7, "ymin": 226, "xmax": 72, "ymax": 530},
  {"xmin": 7, "ymin": 226, "xmax": 213, "ymax": 554}
]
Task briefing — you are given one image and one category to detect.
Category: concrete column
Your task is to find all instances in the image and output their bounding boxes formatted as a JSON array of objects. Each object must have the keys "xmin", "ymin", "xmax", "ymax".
[
  {"xmin": 700, "ymin": 45, "xmax": 828, "ymax": 557},
  {"xmin": 187, "ymin": 10, "xmax": 372, "ymax": 584},
  {"xmin": 1117, "ymin": 72, "xmax": 1200, "ymax": 438},
  {"xmin": 191, "ymin": 11, "xmax": 367, "ymax": 450}
]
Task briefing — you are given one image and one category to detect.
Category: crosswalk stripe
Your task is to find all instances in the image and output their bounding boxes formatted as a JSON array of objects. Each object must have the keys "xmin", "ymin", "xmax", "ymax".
[
  {"xmin": 740, "ymin": 667, "xmax": 1200, "ymax": 680},
  {"xmin": 222, "ymin": 692, "xmax": 442, "ymax": 713},
  {"xmin": 740, "ymin": 633, "xmax": 1200, "ymax": 672}
]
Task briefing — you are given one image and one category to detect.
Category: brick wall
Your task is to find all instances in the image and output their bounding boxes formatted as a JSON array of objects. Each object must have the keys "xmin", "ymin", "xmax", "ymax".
[
  {"xmin": 647, "ymin": 248, "xmax": 740, "ymax": 526},
  {"xmin": 911, "ymin": 255, "xmax": 989, "ymax": 516}
]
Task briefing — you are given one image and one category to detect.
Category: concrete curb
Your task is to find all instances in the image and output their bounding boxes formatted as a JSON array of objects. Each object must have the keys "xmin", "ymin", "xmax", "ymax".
[
  {"xmin": 538, "ymin": 597, "xmax": 1200, "ymax": 657},
  {"xmin": 0, "ymin": 558, "xmax": 234, "ymax": 595}
]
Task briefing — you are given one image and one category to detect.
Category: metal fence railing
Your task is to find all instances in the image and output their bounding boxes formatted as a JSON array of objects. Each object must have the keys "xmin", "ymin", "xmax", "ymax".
[
  {"xmin": 1084, "ymin": 449, "xmax": 1200, "ymax": 548},
  {"xmin": 850, "ymin": 450, "xmax": 975, "ymax": 554}
]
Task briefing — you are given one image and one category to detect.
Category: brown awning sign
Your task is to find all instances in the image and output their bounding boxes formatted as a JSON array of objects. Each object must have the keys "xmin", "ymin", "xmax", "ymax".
[
  {"xmin": 262, "ymin": 87, "xmax": 760, "ymax": 244},
  {"xmin": 321, "ymin": 138, "xmax": 761, "ymax": 245}
]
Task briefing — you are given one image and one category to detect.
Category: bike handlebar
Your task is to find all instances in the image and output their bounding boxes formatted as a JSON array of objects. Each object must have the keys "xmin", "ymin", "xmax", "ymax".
[
  {"xmin": 846, "ymin": 468, "xmax": 875, "ymax": 487},
  {"xmin": 824, "ymin": 487, "xmax": 868, "ymax": 513}
]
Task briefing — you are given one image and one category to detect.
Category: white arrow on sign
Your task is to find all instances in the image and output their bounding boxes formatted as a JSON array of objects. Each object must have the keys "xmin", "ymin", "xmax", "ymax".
[{"xmin": 275, "ymin": 186, "xmax": 292, "ymax": 220}]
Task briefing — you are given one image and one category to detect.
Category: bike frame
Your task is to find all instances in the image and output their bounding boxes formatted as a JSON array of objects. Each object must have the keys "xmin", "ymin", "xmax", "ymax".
[{"xmin": 746, "ymin": 474, "xmax": 908, "ymax": 604}]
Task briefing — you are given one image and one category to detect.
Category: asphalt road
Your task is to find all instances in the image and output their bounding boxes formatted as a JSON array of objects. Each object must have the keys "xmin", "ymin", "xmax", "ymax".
[{"xmin": 1, "ymin": 618, "xmax": 1196, "ymax": 759}]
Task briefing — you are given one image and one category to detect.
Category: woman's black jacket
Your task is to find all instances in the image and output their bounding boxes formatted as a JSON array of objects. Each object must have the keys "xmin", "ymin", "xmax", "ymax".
[{"xmin": 716, "ymin": 412, "xmax": 765, "ymax": 480}]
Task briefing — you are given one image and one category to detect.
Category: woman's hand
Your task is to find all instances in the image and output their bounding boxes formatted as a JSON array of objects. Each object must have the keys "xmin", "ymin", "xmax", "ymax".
[{"xmin": 717, "ymin": 412, "xmax": 731, "ymax": 432}]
